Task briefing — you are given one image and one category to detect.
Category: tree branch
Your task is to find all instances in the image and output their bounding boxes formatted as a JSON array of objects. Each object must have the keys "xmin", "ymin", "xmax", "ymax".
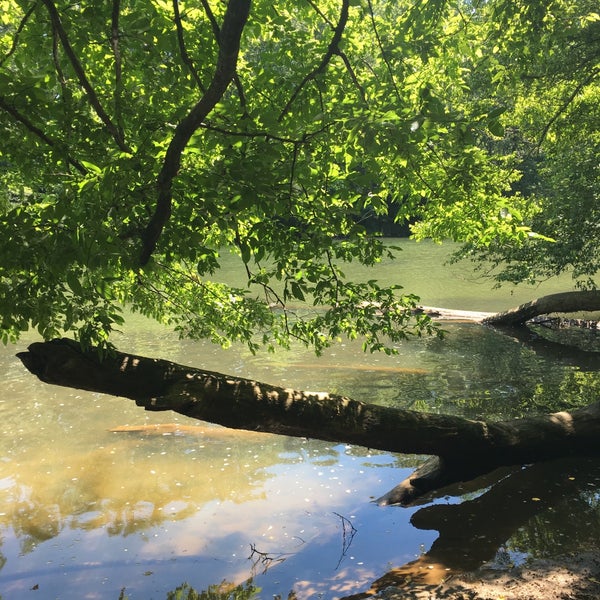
[
  {"xmin": 52, "ymin": 22, "xmax": 68, "ymax": 93},
  {"xmin": 0, "ymin": 1, "xmax": 38, "ymax": 68},
  {"xmin": 483, "ymin": 290, "xmax": 600, "ymax": 326},
  {"xmin": 173, "ymin": 0, "xmax": 206, "ymax": 92},
  {"xmin": 535, "ymin": 67, "xmax": 599, "ymax": 151},
  {"xmin": 337, "ymin": 49, "xmax": 367, "ymax": 104},
  {"xmin": 40, "ymin": 0, "xmax": 131, "ymax": 153},
  {"xmin": 0, "ymin": 96, "xmax": 87, "ymax": 175},
  {"xmin": 139, "ymin": 0, "xmax": 252, "ymax": 266},
  {"xmin": 278, "ymin": 0, "xmax": 350, "ymax": 121},
  {"xmin": 110, "ymin": 0, "xmax": 125, "ymax": 141},
  {"xmin": 199, "ymin": 120, "xmax": 332, "ymax": 143},
  {"xmin": 302, "ymin": 0, "xmax": 367, "ymax": 104},
  {"xmin": 365, "ymin": 0, "xmax": 401, "ymax": 102},
  {"xmin": 199, "ymin": 0, "xmax": 247, "ymax": 108},
  {"xmin": 304, "ymin": 0, "xmax": 334, "ymax": 30}
]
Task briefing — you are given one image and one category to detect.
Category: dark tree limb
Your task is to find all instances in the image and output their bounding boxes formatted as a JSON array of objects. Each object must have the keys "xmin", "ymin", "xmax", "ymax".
[
  {"xmin": 377, "ymin": 397, "xmax": 600, "ymax": 506},
  {"xmin": 173, "ymin": 0, "xmax": 206, "ymax": 92},
  {"xmin": 0, "ymin": 97, "xmax": 87, "ymax": 175},
  {"xmin": 199, "ymin": 0, "xmax": 246, "ymax": 108},
  {"xmin": 139, "ymin": 0, "xmax": 251, "ymax": 266},
  {"xmin": 337, "ymin": 50, "xmax": 368, "ymax": 104},
  {"xmin": 110, "ymin": 0, "xmax": 126, "ymax": 141},
  {"xmin": 0, "ymin": 1, "xmax": 37, "ymax": 68},
  {"xmin": 17, "ymin": 338, "xmax": 600, "ymax": 506},
  {"xmin": 278, "ymin": 0, "xmax": 350, "ymax": 121},
  {"xmin": 199, "ymin": 120, "xmax": 333, "ymax": 144},
  {"xmin": 365, "ymin": 0, "xmax": 400, "ymax": 101},
  {"xmin": 41, "ymin": 0, "xmax": 131, "ymax": 153},
  {"xmin": 535, "ymin": 67, "xmax": 599, "ymax": 152}
]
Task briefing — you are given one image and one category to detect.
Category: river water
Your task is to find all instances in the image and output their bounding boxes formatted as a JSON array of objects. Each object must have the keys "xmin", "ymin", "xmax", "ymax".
[{"xmin": 1, "ymin": 240, "xmax": 599, "ymax": 599}]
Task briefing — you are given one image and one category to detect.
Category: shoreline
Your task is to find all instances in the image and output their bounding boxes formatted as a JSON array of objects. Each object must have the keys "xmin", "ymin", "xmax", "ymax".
[{"xmin": 369, "ymin": 552, "xmax": 600, "ymax": 600}]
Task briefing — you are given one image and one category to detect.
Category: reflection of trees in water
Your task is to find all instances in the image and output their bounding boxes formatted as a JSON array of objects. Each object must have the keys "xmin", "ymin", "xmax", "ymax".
[
  {"xmin": 528, "ymin": 371, "xmax": 600, "ymax": 413},
  {"xmin": 529, "ymin": 323, "xmax": 600, "ymax": 354},
  {"xmin": 283, "ymin": 324, "xmax": 600, "ymax": 422},
  {"xmin": 257, "ymin": 323, "xmax": 600, "ymax": 423},
  {"xmin": 342, "ymin": 457, "xmax": 600, "ymax": 599},
  {"xmin": 0, "ymin": 431, "xmax": 390, "ymax": 556},
  {"xmin": 441, "ymin": 369, "xmax": 600, "ymax": 422},
  {"xmin": 416, "ymin": 457, "xmax": 600, "ymax": 568},
  {"xmin": 120, "ymin": 580, "xmax": 263, "ymax": 600},
  {"xmin": 388, "ymin": 325, "xmax": 600, "ymax": 421},
  {"xmin": 508, "ymin": 491, "xmax": 600, "ymax": 559},
  {"xmin": 0, "ymin": 432, "xmax": 287, "ymax": 552}
]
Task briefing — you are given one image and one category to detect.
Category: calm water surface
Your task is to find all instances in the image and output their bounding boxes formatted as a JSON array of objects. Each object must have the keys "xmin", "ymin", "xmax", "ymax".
[{"xmin": 1, "ymin": 240, "xmax": 599, "ymax": 599}]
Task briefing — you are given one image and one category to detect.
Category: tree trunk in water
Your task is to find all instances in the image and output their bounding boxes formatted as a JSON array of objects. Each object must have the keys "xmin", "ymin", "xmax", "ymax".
[
  {"xmin": 482, "ymin": 290, "xmax": 600, "ymax": 326},
  {"xmin": 17, "ymin": 338, "xmax": 600, "ymax": 505}
]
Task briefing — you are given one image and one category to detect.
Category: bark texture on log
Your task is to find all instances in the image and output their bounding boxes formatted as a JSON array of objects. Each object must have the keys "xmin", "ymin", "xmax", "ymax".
[{"xmin": 17, "ymin": 338, "xmax": 600, "ymax": 505}]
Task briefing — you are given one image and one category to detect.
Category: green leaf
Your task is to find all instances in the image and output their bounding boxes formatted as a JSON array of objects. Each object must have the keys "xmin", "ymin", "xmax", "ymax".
[
  {"xmin": 66, "ymin": 271, "xmax": 84, "ymax": 296},
  {"xmin": 487, "ymin": 119, "xmax": 505, "ymax": 137},
  {"xmin": 290, "ymin": 281, "xmax": 305, "ymax": 301},
  {"xmin": 79, "ymin": 160, "xmax": 102, "ymax": 174}
]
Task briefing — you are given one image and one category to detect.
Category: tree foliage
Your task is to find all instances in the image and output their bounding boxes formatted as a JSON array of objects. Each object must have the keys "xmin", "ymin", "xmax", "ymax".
[
  {"xmin": 0, "ymin": 0, "xmax": 594, "ymax": 351},
  {"xmin": 454, "ymin": 0, "xmax": 600, "ymax": 287}
]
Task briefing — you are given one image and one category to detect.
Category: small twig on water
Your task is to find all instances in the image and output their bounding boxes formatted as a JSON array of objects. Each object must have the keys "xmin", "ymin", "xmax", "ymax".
[
  {"xmin": 333, "ymin": 511, "xmax": 358, "ymax": 569},
  {"xmin": 248, "ymin": 543, "xmax": 289, "ymax": 575}
]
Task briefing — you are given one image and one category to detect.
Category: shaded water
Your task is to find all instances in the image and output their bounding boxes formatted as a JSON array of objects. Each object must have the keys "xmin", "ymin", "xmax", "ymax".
[{"xmin": 1, "ymin": 240, "xmax": 600, "ymax": 599}]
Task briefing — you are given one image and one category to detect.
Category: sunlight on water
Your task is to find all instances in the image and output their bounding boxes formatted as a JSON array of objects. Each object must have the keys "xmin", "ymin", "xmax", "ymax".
[{"xmin": 1, "ymin": 240, "xmax": 599, "ymax": 599}]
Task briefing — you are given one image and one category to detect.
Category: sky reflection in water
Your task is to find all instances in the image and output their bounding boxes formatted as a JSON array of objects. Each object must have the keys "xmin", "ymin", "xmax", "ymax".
[{"xmin": 1, "ymin": 240, "xmax": 600, "ymax": 598}]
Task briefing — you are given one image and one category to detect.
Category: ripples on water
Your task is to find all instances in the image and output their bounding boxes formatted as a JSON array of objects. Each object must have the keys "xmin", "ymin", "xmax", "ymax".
[{"xmin": 1, "ymin": 241, "xmax": 599, "ymax": 599}]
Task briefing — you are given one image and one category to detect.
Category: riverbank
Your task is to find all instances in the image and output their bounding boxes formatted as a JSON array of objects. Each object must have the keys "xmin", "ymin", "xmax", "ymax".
[{"xmin": 369, "ymin": 553, "xmax": 600, "ymax": 600}]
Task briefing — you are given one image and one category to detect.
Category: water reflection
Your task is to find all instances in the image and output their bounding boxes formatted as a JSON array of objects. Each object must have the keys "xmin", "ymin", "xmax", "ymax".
[
  {"xmin": 258, "ymin": 323, "xmax": 600, "ymax": 421},
  {"xmin": 1, "ymin": 425, "xmax": 398, "ymax": 545},
  {"xmin": 3, "ymin": 323, "xmax": 600, "ymax": 598},
  {"xmin": 1, "ymin": 239, "xmax": 600, "ymax": 598},
  {"xmin": 341, "ymin": 456, "xmax": 600, "ymax": 598},
  {"xmin": 0, "ymin": 364, "xmax": 426, "ymax": 599},
  {"xmin": 415, "ymin": 457, "xmax": 600, "ymax": 569}
]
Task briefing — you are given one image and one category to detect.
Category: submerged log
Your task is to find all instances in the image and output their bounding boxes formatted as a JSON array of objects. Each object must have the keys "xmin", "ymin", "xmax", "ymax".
[{"xmin": 17, "ymin": 338, "xmax": 600, "ymax": 505}]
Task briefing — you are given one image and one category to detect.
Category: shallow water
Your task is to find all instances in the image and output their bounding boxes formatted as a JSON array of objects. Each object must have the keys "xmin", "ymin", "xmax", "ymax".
[{"xmin": 1, "ymin": 240, "xmax": 599, "ymax": 599}]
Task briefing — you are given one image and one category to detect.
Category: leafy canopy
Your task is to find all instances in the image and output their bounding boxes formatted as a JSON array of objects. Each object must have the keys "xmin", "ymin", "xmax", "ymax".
[
  {"xmin": 0, "ymin": 0, "xmax": 593, "ymax": 351},
  {"xmin": 452, "ymin": 0, "xmax": 600, "ymax": 287}
]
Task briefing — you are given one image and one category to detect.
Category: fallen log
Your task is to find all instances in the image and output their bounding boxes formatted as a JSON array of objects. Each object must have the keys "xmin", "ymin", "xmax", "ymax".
[
  {"xmin": 16, "ymin": 338, "xmax": 600, "ymax": 505},
  {"xmin": 416, "ymin": 306, "xmax": 493, "ymax": 322},
  {"xmin": 482, "ymin": 290, "xmax": 600, "ymax": 326},
  {"xmin": 417, "ymin": 290, "xmax": 600, "ymax": 327}
]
